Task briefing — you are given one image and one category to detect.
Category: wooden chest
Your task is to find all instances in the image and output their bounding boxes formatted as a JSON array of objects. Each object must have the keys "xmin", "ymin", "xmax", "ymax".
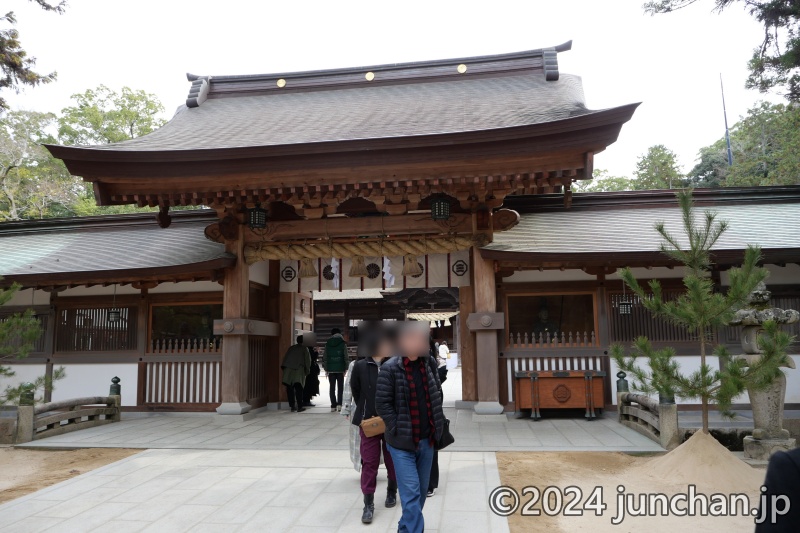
[{"xmin": 514, "ymin": 370, "xmax": 605, "ymax": 420}]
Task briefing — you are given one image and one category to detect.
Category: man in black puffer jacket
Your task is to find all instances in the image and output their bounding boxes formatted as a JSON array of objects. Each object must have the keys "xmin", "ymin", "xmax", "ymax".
[{"xmin": 376, "ymin": 322, "xmax": 445, "ymax": 533}]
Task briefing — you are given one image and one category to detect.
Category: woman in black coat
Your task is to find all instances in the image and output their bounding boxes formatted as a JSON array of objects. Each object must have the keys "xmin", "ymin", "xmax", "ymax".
[{"xmin": 351, "ymin": 333, "xmax": 397, "ymax": 524}]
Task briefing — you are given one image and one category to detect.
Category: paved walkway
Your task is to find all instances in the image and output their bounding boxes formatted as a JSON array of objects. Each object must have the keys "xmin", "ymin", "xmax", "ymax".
[
  {"xmin": 1, "ymin": 449, "xmax": 509, "ymax": 533},
  {"xmin": 2, "ymin": 369, "xmax": 662, "ymax": 532},
  {"xmin": 21, "ymin": 369, "xmax": 662, "ymax": 453}
]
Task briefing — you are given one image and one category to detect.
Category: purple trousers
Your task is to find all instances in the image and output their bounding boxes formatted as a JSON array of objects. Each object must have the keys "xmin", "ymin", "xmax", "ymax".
[{"xmin": 360, "ymin": 427, "xmax": 396, "ymax": 494}]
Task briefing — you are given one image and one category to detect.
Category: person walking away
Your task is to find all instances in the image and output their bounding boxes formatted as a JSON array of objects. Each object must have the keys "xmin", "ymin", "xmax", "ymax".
[
  {"xmin": 281, "ymin": 335, "xmax": 311, "ymax": 413},
  {"xmin": 437, "ymin": 341, "xmax": 449, "ymax": 363},
  {"xmin": 426, "ymin": 340, "xmax": 443, "ymax": 497},
  {"xmin": 324, "ymin": 328, "xmax": 348, "ymax": 411},
  {"xmin": 341, "ymin": 357, "xmax": 361, "ymax": 473},
  {"xmin": 351, "ymin": 333, "xmax": 397, "ymax": 524},
  {"xmin": 302, "ymin": 345, "xmax": 321, "ymax": 407},
  {"xmin": 376, "ymin": 322, "xmax": 445, "ymax": 533}
]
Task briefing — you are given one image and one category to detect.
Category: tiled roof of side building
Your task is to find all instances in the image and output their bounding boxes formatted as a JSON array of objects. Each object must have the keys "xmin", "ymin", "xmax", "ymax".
[
  {"xmin": 46, "ymin": 42, "xmax": 636, "ymax": 154},
  {"xmin": 0, "ymin": 210, "xmax": 231, "ymax": 282},
  {"xmin": 486, "ymin": 202, "xmax": 800, "ymax": 255}
]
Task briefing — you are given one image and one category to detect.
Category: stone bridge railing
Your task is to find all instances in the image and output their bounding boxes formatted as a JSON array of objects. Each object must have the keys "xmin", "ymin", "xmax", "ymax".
[
  {"xmin": 616, "ymin": 372, "xmax": 680, "ymax": 450},
  {"xmin": 14, "ymin": 377, "xmax": 122, "ymax": 444}
]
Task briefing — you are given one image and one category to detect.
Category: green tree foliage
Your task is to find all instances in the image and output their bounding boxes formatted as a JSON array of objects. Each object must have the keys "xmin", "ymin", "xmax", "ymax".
[
  {"xmin": 0, "ymin": 1, "xmax": 65, "ymax": 111},
  {"xmin": 54, "ymin": 85, "xmax": 169, "ymax": 216},
  {"xmin": 58, "ymin": 85, "xmax": 166, "ymax": 145},
  {"xmin": 0, "ymin": 279, "xmax": 65, "ymax": 405},
  {"xmin": 612, "ymin": 189, "xmax": 783, "ymax": 433},
  {"xmin": 573, "ymin": 169, "xmax": 636, "ymax": 192},
  {"xmin": 644, "ymin": 1, "xmax": 800, "ymax": 101},
  {"xmin": 632, "ymin": 144, "xmax": 684, "ymax": 189},
  {"xmin": 688, "ymin": 102, "xmax": 800, "ymax": 187},
  {"xmin": 0, "ymin": 110, "xmax": 76, "ymax": 220},
  {"xmin": 0, "ymin": 86, "xmax": 170, "ymax": 220}
]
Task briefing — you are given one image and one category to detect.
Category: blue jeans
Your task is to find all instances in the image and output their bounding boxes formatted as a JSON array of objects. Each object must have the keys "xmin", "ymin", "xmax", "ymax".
[{"xmin": 387, "ymin": 439, "xmax": 434, "ymax": 533}]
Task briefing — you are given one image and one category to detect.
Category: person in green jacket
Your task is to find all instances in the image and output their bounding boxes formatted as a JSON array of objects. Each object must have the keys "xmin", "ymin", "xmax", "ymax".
[
  {"xmin": 282, "ymin": 335, "xmax": 311, "ymax": 413},
  {"xmin": 324, "ymin": 328, "xmax": 348, "ymax": 412}
]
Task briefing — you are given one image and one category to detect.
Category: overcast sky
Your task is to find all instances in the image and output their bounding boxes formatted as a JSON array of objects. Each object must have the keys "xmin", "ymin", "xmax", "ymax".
[{"xmin": 9, "ymin": 0, "xmax": 782, "ymax": 177}]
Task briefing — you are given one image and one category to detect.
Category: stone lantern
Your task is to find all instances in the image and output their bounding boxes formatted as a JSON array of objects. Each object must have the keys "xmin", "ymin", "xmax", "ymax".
[{"xmin": 729, "ymin": 282, "xmax": 799, "ymax": 460}]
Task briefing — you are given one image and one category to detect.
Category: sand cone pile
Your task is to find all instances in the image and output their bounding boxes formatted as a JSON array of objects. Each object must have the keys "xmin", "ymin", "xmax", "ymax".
[{"xmin": 634, "ymin": 430, "xmax": 763, "ymax": 490}]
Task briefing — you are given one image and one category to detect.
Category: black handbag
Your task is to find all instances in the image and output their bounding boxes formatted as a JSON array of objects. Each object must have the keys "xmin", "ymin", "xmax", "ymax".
[{"xmin": 435, "ymin": 418, "xmax": 455, "ymax": 450}]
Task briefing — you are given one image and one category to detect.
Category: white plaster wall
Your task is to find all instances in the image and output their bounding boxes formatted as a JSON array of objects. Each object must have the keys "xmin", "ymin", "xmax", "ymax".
[
  {"xmin": 504, "ymin": 269, "xmax": 595, "ymax": 283},
  {"xmin": 249, "ymin": 260, "xmax": 270, "ymax": 286},
  {"xmin": 4, "ymin": 289, "xmax": 51, "ymax": 307},
  {"xmin": 58, "ymin": 281, "xmax": 223, "ymax": 298},
  {"xmin": 0, "ymin": 364, "xmax": 47, "ymax": 394},
  {"xmin": 606, "ymin": 266, "xmax": 687, "ymax": 281},
  {"xmin": 51, "ymin": 364, "xmax": 138, "ymax": 407},
  {"xmin": 149, "ymin": 281, "xmax": 222, "ymax": 294},
  {"xmin": 608, "ymin": 354, "xmax": 800, "ymax": 405}
]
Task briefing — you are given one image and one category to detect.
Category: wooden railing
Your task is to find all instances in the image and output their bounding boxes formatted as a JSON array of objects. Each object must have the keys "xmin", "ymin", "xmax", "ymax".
[
  {"xmin": 617, "ymin": 387, "xmax": 680, "ymax": 450},
  {"xmin": 507, "ymin": 331, "xmax": 597, "ymax": 349},
  {"xmin": 149, "ymin": 337, "xmax": 221, "ymax": 354},
  {"xmin": 142, "ymin": 357, "xmax": 221, "ymax": 409},
  {"xmin": 15, "ymin": 395, "xmax": 120, "ymax": 444}
]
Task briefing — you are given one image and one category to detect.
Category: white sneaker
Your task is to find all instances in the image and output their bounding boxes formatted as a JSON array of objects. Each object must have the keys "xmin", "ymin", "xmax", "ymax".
[{"xmin": 427, "ymin": 488, "xmax": 435, "ymax": 497}]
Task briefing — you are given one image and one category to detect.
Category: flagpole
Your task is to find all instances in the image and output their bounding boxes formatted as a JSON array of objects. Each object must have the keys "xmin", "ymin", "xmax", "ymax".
[{"xmin": 720, "ymin": 74, "xmax": 734, "ymax": 166}]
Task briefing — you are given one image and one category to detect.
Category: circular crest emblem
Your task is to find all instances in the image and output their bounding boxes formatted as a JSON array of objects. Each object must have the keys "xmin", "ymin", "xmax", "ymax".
[
  {"xmin": 366, "ymin": 263, "xmax": 381, "ymax": 279},
  {"xmin": 322, "ymin": 265, "xmax": 335, "ymax": 281},
  {"xmin": 553, "ymin": 384, "xmax": 571, "ymax": 403},
  {"xmin": 281, "ymin": 266, "xmax": 297, "ymax": 282},
  {"xmin": 452, "ymin": 259, "xmax": 468, "ymax": 277}
]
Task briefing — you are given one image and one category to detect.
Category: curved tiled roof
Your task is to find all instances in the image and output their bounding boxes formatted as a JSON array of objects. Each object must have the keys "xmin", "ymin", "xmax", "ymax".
[
  {"xmin": 46, "ymin": 42, "xmax": 638, "ymax": 156},
  {"xmin": 74, "ymin": 73, "xmax": 591, "ymax": 152},
  {"xmin": 0, "ymin": 211, "xmax": 231, "ymax": 283},
  {"xmin": 485, "ymin": 203, "xmax": 800, "ymax": 255}
]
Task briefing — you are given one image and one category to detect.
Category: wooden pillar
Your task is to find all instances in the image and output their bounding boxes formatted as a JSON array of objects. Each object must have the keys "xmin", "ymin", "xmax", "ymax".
[
  {"xmin": 278, "ymin": 292, "xmax": 295, "ymax": 404},
  {"xmin": 265, "ymin": 260, "xmax": 282, "ymax": 403},
  {"xmin": 216, "ymin": 225, "xmax": 251, "ymax": 415},
  {"xmin": 470, "ymin": 247, "xmax": 504, "ymax": 415},
  {"xmin": 458, "ymin": 285, "xmax": 477, "ymax": 401}
]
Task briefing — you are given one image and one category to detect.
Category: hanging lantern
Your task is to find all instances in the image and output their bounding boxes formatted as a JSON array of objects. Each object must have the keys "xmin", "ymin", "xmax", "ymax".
[
  {"xmin": 402, "ymin": 254, "xmax": 423, "ymax": 277},
  {"xmin": 299, "ymin": 258, "xmax": 319, "ymax": 278},
  {"xmin": 248, "ymin": 202, "xmax": 268, "ymax": 229},
  {"xmin": 618, "ymin": 283, "xmax": 632, "ymax": 315},
  {"xmin": 108, "ymin": 284, "xmax": 121, "ymax": 323},
  {"xmin": 430, "ymin": 196, "xmax": 451, "ymax": 221},
  {"xmin": 348, "ymin": 256, "xmax": 369, "ymax": 277}
]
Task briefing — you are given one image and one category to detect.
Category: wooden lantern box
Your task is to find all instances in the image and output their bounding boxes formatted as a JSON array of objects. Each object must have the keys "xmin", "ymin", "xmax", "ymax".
[{"xmin": 514, "ymin": 370, "xmax": 605, "ymax": 420}]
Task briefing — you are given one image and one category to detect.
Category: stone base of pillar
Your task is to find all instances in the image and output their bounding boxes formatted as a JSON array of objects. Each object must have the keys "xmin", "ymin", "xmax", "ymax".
[
  {"xmin": 215, "ymin": 402, "xmax": 252, "ymax": 415},
  {"xmin": 474, "ymin": 401, "xmax": 504, "ymax": 415},
  {"xmin": 454, "ymin": 400, "xmax": 477, "ymax": 410},
  {"xmin": 743, "ymin": 435, "xmax": 797, "ymax": 460}
]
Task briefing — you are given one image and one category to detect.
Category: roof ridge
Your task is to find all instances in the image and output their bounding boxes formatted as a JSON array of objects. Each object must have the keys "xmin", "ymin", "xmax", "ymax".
[
  {"xmin": 186, "ymin": 41, "xmax": 573, "ymax": 104},
  {"xmin": 0, "ymin": 209, "xmax": 216, "ymax": 236}
]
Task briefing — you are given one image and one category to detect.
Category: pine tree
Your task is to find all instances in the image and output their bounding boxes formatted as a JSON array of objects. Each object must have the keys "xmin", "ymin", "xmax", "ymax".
[
  {"xmin": 0, "ymin": 279, "xmax": 64, "ymax": 404},
  {"xmin": 613, "ymin": 189, "xmax": 786, "ymax": 433}
]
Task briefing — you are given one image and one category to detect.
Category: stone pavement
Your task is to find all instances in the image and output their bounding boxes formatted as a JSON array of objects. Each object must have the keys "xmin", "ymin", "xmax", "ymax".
[
  {"xmin": 21, "ymin": 370, "xmax": 662, "ymax": 453},
  {"xmin": 2, "ymin": 368, "xmax": 663, "ymax": 532},
  {"xmin": 0, "ymin": 449, "xmax": 509, "ymax": 533}
]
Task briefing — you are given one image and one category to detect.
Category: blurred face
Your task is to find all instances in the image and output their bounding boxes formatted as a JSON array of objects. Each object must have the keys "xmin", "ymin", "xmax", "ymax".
[
  {"xmin": 375, "ymin": 338, "xmax": 392, "ymax": 360},
  {"xmin": 539, "ymin": 309, "xmax": 549, "ymax": 322},
  {"xmin": 398, "ymin": 325, "xmax": 429, "ymax": 360}
]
